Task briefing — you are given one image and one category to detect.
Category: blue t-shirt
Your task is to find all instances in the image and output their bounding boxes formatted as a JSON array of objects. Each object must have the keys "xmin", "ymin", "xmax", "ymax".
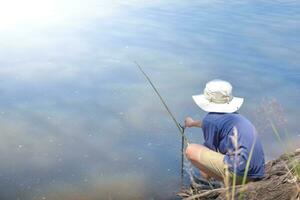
[{"xmin": 202, "ymin": 112, "xmax": 265, "ymax": 178}]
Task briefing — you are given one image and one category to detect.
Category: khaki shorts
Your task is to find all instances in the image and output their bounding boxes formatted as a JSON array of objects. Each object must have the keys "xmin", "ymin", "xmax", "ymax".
[{"xmin": 199, "ymin": 148, "xmax": 250, "ymax": 184}]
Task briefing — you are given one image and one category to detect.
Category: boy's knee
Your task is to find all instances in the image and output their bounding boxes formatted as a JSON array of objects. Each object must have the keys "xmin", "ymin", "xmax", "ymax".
[{"xmin": 185, "ymin": 144, "xmax": 205, "ymax": 162}]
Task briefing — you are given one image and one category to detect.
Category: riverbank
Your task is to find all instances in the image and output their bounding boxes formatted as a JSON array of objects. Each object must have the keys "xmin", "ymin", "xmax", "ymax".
[{"xmin": 178, "ymin": 149, "xmax": 300, "ymax": 200}]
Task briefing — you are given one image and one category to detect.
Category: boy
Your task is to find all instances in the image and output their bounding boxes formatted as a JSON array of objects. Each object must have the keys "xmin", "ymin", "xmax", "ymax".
[{"xmin": 185, "ymin": 79, "xmax": 265, "ymax": 184}]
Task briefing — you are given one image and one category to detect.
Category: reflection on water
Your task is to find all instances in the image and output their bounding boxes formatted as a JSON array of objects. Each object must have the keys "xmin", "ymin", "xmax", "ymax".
[{"xmin": 0, "ymin": 0, "xmax": 299, "ymax": 199}]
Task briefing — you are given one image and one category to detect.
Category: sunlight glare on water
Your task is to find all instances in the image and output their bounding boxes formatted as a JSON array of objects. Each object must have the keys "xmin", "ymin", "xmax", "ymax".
[{"xmin": 0, "ymin": 0, "xmax": 299, "ymax": 199}]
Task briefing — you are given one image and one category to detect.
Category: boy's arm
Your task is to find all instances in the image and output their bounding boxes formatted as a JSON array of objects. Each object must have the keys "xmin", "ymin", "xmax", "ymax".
[{"xmin": 184, "ymin": 117, "xmax": 202, "ymax": 128}]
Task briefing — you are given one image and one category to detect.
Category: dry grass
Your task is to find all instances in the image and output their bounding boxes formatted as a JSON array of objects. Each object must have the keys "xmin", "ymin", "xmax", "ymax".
[{"xmin": 180, "ymin": 98, "xmax": 299, "ymax": 200}]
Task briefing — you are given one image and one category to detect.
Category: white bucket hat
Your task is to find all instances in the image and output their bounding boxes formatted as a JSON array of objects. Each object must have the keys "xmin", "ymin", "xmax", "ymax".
[{"xmin": 192, "ymin": 79, "xmax": 244, "ymax": 113}]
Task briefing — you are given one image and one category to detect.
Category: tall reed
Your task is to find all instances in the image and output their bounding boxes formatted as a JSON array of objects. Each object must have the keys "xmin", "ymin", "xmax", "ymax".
[
  {"xmin": 238, "ymin": 134, "xmax": 257, "ymax": 200},
  {"xmin": 230, "ymin": 127, "xmax": 239, "ymax": 200}
]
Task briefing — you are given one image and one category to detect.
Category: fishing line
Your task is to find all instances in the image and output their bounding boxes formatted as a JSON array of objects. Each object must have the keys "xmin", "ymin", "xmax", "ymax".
[
  {"xmin": 134, "ymin": 61, "xmax": 189, "ymax": 145},
  {"xmin": 134, "ymin": 61, "xmax": 189, "ymax": 186}
]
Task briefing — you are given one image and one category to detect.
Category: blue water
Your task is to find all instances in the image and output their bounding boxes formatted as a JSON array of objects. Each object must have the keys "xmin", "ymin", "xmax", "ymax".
[{"xmin": 0, "ymin": 1, "xmax": 299, "ymax": 199}]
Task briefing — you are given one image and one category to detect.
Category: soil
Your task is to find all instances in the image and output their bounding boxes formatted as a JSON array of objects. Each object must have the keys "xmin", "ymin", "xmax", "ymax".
[{"xmin": 178, "ymin": 149, "xmax": 300, "ymax": 200}]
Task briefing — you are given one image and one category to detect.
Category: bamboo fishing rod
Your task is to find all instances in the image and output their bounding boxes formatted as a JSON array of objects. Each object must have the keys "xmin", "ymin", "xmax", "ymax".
[
  {"xmin": 134, "ymin": 61, "xmax": 189, "ymax": 187},
  {"xmin": 134, "ymin": 61, "xmax": 189, "ymax": 145}
]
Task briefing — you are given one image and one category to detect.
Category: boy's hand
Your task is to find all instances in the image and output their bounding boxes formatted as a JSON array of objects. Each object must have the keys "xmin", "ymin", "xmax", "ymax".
[
  {"xmin": 184, "ymin": 117, "xmax": 202, "ymax": 128},
  {"xmin": 185, "ymin": 117, "xmax": 195, "ymax": 128}
]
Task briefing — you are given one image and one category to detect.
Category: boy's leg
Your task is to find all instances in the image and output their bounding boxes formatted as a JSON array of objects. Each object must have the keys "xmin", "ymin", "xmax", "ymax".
[
  {"xmin": 190, "ymin": 160, "xmax": 223, "ymax": 181},
  {"xmin": 185, "ymin": 143, "xmax": 226, "ymax": 181}
]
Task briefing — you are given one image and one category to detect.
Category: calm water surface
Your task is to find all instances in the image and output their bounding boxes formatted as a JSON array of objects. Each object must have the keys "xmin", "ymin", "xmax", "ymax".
[{"xmin": 0, "ymin": 0, "xmax": 299, "ymax": 199}]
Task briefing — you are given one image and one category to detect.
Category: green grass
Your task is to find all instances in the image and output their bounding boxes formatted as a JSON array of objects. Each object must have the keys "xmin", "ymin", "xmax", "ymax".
[
  {"xmin": 237, "ymin": 116, "xmax": 298, "ymax": 200},
  {"xmin": 241, "ymin": 118, "xmax": 299, "ymax": 199},
  {"xmin": 237, "ymin": 135, "xmax": 256, "ymax": 200},
  {"xmin": 195, "ymin": 100, "xmax": 298, "ymax": 200},
  {"xmin": 292, "ymin": 160, "xmax": 300, "ymax": 181}
]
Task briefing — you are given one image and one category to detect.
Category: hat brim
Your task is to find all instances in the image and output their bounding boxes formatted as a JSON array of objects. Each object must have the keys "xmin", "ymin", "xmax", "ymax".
[{"xmin": 192, "ymin": 94, "xmax": 244, "ymax": 113}]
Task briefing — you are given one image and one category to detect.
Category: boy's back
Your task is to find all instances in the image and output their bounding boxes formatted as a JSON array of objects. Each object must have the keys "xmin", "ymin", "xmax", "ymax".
[{"xmin": 202, "ymin": 112, "xmax": 265, "ymax": 178}]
